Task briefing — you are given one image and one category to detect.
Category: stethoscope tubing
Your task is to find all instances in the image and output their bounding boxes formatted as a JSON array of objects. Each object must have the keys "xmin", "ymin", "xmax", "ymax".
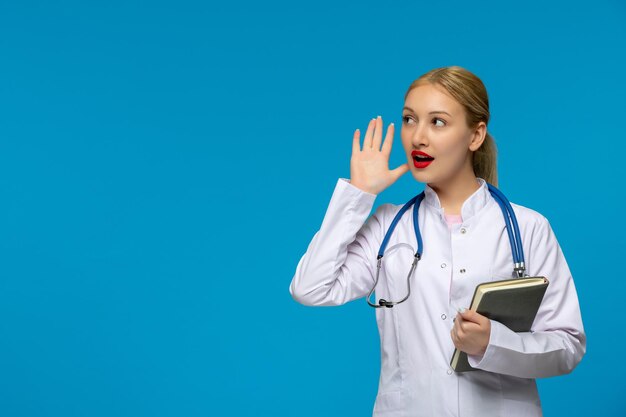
[
  {"xmin": 487, "ymin": 184, "xmax": 525, "ymax": 266},
  {"xmin": 367, "ymin": 182, "xmax": 526, "ymax": 308},
  {"xmin": 377, "ymin": 193, "xmax": 425, "ymax": 259}
]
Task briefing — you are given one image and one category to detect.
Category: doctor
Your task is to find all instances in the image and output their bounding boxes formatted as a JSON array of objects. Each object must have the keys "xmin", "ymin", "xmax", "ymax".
[{"xmin": 289, "ymin": 65, "xmax": 586, "ymax": 416}]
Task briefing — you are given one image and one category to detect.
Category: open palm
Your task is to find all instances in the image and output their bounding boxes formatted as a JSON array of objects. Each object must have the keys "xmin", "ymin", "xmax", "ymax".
[{"xmin": 350, "ymin": 116, "xmax": 409, "ymax": 195}]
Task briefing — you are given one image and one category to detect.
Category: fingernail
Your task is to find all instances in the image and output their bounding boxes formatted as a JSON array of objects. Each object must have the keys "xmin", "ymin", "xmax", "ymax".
[
  {"xmin": 457, "ymin": 307, "xmax": 466, "ymax": 313},
  {"xmin": 377, "ymin": 115, "xmax": 381, "ymax": 119}
]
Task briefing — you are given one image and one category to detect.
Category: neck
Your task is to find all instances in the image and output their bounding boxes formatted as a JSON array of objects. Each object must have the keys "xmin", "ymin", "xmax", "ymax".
[{"xmin": 428, "ymin": 172, "xmax": 480, "ymax": 216}]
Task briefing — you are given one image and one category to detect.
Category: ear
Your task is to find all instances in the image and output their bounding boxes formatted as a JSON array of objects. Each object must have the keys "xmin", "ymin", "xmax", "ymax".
[{"xmin": 468, "ymin": 121, "xmax": 487, "ymax": 152}]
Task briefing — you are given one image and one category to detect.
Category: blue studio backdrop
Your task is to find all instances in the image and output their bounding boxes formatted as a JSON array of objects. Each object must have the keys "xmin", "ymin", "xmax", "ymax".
[{"xmin": 0, "ymin": 1, "xmax": 624, "ymax": 416}]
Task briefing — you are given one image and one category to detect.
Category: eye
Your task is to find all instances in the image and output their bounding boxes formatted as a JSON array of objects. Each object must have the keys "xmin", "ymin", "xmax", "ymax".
[
  {"xmin": 433, "ymin": 117, "xmax": 446, "ymax": 127},
  {"xmin": 402, "ymin": 115, "xmax": 414, "ymax": 125}
]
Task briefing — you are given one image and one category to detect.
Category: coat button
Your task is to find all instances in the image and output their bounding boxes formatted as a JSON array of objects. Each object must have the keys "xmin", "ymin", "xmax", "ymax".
[
  {"xmin": 460, "ymin": 227, "xmax": 467, "ymax": 234},
  {"xmin": 447, "ymin": 369, "xmax": 453, "ymax": 375},
  {"xmin": 441, "ymin": 313, "xmax": 447, "ymax": 320},
  {"xmin": 460, "ymin": 268, "xmax": 466, "ymax": 273},
  {"xmin": 440, "ymin": 263, "xmax": 447, "ymax": 268}
]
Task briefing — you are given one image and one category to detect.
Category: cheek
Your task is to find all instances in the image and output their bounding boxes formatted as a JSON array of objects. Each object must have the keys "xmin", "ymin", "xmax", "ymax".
[{"xmin": 437, "ymin": 136, "xmax": 469, "ymax": 161}]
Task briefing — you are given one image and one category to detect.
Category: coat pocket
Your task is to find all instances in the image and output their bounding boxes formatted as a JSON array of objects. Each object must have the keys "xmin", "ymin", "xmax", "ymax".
[{"xmin": 372, "ymin": 389, "xmax": 405, "ymax": 416}]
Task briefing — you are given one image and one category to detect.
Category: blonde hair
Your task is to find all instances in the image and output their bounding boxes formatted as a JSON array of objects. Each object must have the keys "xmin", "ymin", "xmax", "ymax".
[{"xmin": 403, "ymin": 66, "xmax": 498, "ymax": 186}]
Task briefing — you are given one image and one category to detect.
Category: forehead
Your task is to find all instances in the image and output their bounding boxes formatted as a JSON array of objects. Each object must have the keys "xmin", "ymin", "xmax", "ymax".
[{"xmin": 404, "ymin": 83, "xmax": 462, "ymax": 116}]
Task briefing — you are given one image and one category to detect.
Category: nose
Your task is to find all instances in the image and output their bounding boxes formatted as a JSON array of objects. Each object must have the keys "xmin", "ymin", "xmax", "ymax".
[{"xmin": 410, "ymin": 121, "xmax": 429, "ymax": 148}]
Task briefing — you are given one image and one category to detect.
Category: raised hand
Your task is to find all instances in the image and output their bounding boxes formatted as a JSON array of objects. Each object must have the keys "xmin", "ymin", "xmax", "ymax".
[{"xmin": 350, "ymin": 115, "xmax": 409, "ymax": 195}]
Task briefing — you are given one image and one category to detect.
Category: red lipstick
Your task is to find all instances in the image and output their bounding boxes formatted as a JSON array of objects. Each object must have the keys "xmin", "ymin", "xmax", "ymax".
[{"xmin": 411, "ymin": 150, "xmax": 434, "ymax": 169}]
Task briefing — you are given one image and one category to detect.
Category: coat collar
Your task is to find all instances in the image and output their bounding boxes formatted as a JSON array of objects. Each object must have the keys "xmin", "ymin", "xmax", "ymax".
[{"xmin": 422, "ymin": 177, "xmax": 491, "ymax": 222}]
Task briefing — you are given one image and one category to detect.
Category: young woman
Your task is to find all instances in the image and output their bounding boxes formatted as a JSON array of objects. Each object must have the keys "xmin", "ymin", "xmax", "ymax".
[{"xmin": 289, "ymin": 66, "xmax": 585, "ymax": 416}]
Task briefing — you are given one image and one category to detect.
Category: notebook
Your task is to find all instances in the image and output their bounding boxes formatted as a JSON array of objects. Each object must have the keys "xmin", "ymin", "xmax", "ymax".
[{"xmin": 450, "ymin": 276, "xmax": 549, "ymax": 372}]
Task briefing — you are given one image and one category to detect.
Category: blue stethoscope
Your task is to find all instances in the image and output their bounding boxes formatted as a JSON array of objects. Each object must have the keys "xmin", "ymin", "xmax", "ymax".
[{"xmin": 367, "ymin": 183, "xmax": 527, "ymax": 308}]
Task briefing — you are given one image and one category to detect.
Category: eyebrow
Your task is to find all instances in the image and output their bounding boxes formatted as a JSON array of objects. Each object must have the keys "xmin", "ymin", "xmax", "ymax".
[{"xmin": 402, "ymin": 106, "xmax": 452, "ymax": 117}]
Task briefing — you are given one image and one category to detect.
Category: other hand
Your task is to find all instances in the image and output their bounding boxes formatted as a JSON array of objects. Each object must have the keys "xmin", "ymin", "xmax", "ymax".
[{"xmin": 450, "ymin": 308, "xmax": 491, "ymax": 357}]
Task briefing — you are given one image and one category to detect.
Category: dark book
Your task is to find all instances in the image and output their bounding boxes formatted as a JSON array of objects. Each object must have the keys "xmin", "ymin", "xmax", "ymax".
[{"xmin": 450, "ymin": 276, "xmax": 549, "ymax": 372}]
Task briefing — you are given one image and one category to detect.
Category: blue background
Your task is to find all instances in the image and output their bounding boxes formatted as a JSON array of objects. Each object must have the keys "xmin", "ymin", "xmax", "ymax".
[{"xmin": 0, "ymin": 0, "xmax": 624, "ymax": 415}]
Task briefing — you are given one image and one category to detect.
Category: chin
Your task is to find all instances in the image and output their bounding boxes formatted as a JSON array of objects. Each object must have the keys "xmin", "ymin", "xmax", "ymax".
[
  {"xmin": 409, "ymin": 169, "xmax": 433, "ymax": 184},
  {"xmin": 406, "ymin": 156, "xmax": 435, "ymax": 181}
]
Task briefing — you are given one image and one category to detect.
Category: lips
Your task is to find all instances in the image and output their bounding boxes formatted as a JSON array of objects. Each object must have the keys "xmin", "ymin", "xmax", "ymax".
[{"xmin": 411, "ymin": 150, "xmax": 434, "ymax": 169}]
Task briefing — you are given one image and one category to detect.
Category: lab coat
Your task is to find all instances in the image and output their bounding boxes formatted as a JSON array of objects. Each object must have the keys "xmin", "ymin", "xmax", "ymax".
[{"xmin": 289, "ymin": 177, "xmax": 586, "ymax": 417}]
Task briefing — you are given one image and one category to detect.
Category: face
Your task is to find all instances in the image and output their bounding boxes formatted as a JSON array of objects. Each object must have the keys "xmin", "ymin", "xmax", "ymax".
[{"xmin": 400, "ymin": 83, "xmax": 486, "ymax": 187}]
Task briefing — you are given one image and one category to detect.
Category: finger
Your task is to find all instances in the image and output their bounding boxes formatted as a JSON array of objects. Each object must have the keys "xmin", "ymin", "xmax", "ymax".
[
  {"xmin": 452, "ymin": 326, "xmax": 463, "ymax": 347},
  {"xmin": 352, "ymin": 128, "xmax": 361, "ymax": 155},
  {"xmin": 463, "ymin": 317, "xmax": 482, "ymax": 333},
  {"xmin": 460, "ymin": 321, "xmax": 470, "ymax": 333},
  {"xmin": 372, "ymin": 115, "xmax": 383, "ymax": 150},
  {"xmin": 363, "ymin": 118, "xmax": 376, "ymax": 149},
  {"xmin": 456, "ymin": 314, "xmax": 468, "ymax": 334},
  {"xmin": 450, "ymin": 329, "xmax": 459, "ymax": 347},
  {"xmin": 458, "ymin": 314, "xmax": 476, "ymax": 333},
  {"xmin": 453, "ymin": 314, "xmax": 462, "ymax": 335},
  {"xmin": 391, "ymin": 163, "xmax": 409, "ymax": 182},
  {"xmin": 381, "ymin": 122, "xmax": 395, "ymax": 155}
]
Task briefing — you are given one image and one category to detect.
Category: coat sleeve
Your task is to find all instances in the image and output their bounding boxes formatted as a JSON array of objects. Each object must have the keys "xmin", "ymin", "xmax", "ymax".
[
  {"xmin": 289, "ymin": 178, "xmax": 388, "ymax": 306},
  {"xmin": 466, "ymin": 214, "xmax": 586, "ymax": 378}
]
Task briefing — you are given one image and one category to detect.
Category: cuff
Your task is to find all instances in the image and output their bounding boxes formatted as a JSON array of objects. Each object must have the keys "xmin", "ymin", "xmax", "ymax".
[{"xmin": 337, "ymin": 178, "xmax": 378, "ymax": 200}]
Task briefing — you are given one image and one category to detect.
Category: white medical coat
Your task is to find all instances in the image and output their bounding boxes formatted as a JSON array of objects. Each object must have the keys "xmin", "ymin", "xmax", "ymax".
[{"xmin": 289, "ymin": 177, "xmax": 586, "ymax": 417}]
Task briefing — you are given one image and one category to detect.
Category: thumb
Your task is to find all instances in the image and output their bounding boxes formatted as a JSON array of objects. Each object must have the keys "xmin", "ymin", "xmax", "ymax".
[
  {"xmin": 459, "ymin": 308, "xmax": 482, "ymax": 324},
  {"xmin": 390, "ymin": 163, "xmax": 409, "ymax": 181}
]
